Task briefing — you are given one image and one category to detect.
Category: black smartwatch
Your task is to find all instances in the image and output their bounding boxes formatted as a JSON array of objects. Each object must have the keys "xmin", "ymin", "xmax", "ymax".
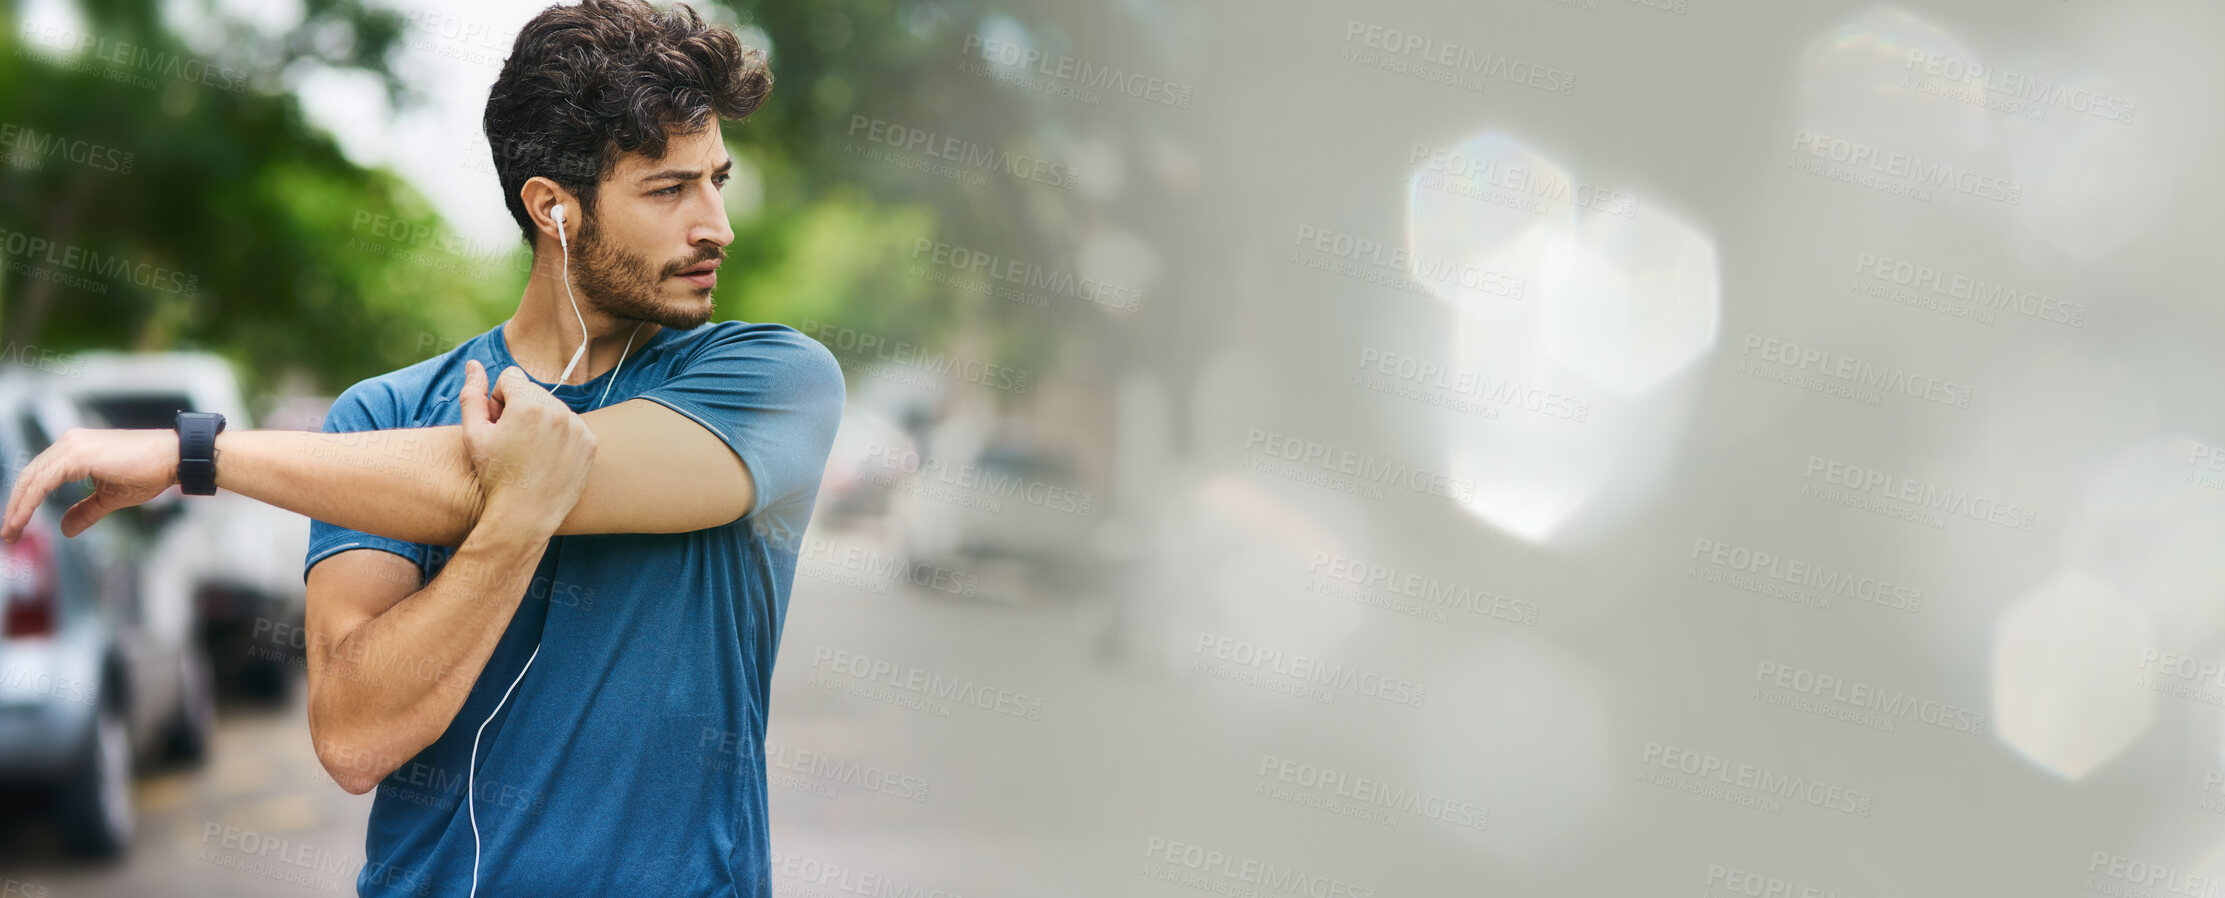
[{"xmin": 175, "ymin": 411, "xmax": 226, "ymax": 496}]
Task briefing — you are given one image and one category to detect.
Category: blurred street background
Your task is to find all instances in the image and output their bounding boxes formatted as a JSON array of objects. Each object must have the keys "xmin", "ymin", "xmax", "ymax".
[{"xmin": 8, "ymin": 0, "xmax": 2225, "ymax": 896}]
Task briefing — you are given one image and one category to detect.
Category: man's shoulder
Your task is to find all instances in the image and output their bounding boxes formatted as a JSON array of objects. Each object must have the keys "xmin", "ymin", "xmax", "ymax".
[
  {"xmin": 327, "ymin": 328, "xmax": 500, "ymax": 430},
  {"xmin": 669, "ymin": 319, "xmax": 821, "ymax": 358},
  {"xmin": 665, "ymin": 319, "xmax": 842, "ymax": 389}
]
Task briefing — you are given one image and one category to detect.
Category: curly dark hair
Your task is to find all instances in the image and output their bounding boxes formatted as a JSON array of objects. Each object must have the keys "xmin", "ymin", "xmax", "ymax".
[{"xmin": 483, "ymin": 0, "xmax": 772, "ymax": 246}]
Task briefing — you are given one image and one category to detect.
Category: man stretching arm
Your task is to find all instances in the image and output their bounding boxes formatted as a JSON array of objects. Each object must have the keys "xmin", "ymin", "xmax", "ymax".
[
  {"xmin": 0, "ymin": 3, "xmax": 844, "ymax": 894},
  {"xmin": 308, "ymin": 358, "xmax": 595, "ymax": 794},
  {"xmin": 0, "ymin": 361, "xmax": 760, "ymax": 548}
]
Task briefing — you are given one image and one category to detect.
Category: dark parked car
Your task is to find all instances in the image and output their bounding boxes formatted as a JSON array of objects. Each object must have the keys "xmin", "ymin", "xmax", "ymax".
[{"xmin": 0, "ymin": 373, "xmax": 213, "ymax": 858}]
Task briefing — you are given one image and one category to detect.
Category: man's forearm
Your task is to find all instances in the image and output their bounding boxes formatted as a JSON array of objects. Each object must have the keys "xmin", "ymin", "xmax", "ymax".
[
  {"xmin": 307, "ymin": 506, "xmax": 557, "ymax": 793},
  {"xmin": 215, "ymin": 428, "xmax": 482, "ymax": 546}
]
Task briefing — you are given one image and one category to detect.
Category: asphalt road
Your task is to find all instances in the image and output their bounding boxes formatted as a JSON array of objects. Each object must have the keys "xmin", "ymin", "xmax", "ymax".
[
  {"xmin": 0, "ymin": 686, "xmax": 378, "ymax": 897},
  {"xmin": 0, "ymin": 524, "xmax": 1146, "ymax": 898}
]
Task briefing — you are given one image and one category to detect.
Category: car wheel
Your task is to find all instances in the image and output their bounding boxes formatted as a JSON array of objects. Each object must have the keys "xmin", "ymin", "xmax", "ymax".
[
  {"xmin": 58, "ymin": 696, "xmax": 134, "ymax": 858},
  {"xmin": 165, "ymin": 646, "xmax": 217, "ymax": 766}
]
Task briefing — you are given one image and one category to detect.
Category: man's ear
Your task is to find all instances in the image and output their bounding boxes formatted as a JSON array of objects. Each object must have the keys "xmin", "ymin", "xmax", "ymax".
[{"xmin": 520, "ymin": 177, "xmax": 577, "ymax": 245}]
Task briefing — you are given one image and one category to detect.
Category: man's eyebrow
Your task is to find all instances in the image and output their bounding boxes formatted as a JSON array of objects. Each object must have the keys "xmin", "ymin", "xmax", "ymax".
[{"xmin": 637, "ymin": 158, "xmax": 735, "ymax": 185}]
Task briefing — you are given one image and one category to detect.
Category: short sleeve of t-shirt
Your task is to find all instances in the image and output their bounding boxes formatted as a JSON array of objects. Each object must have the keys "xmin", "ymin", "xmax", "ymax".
[
  {"xmin": 302, "ymin": 381, "xmax": 429, "ymax": 582},
  {"xmin": 633, "ymin": 324, "xmax": 846, "ymax": 532}
]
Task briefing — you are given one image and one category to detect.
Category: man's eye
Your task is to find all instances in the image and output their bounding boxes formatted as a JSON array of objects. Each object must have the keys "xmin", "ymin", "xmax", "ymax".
[
  {"xmin": 713, "ymin": 175, "xmax": 730, "ymax": 188},
  {"xmin": 653, "ymin": 184, "xmax": 684, "ymax": 197}
]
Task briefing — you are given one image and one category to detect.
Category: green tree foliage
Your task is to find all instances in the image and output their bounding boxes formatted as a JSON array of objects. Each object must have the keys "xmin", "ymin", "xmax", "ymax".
[{"xmin": 0, "ymin": 0, "xmax": 1081, "ymax": 399}]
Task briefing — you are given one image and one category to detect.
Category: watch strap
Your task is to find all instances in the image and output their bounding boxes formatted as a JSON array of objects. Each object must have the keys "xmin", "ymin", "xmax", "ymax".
[{"xmin": 176, "ymin": 412, "xmax": 225, "ymax": 496}]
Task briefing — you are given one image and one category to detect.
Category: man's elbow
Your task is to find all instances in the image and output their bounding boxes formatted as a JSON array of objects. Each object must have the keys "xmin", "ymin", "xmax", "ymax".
[
  {"xmin": 312, "ymin": 730, "xmax": 399, "ymax": 795},
  {"xmin": 332, "ymin": 768, "xmax": 382, "ymax": 796}
]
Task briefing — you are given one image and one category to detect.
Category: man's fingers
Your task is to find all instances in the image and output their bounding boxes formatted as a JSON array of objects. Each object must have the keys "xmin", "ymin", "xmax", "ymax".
[
  {"xmin": 3, "ymin": 450, "xmax": 54, "ymax": 542},
  {"xmin": 5, "ymin": 452, "xmax": 72, "ymax": 541},
  {"xmin": 60, "ymin": 488, "xmax": 117, "ymax": 538},
  {"xmin": 2, "ymin": 459, "xmax": 24, "ymax": 541},
  {"xmin": 460, "ymin": 359, "xmax": 489, "ymax": 427},
  {"xmin": 1, "ymin": 460, "xmax": 28, "ymax": 542}
]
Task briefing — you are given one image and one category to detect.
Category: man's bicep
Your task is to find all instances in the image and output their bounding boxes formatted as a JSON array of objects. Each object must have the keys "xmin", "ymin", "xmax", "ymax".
[
  {"xmin": 559, "ymin": 397, "xmax": 757, "ymax": 536},
  {"xmin": 305, "ymin": 549, "xmax": 422, "ymax": 658}
]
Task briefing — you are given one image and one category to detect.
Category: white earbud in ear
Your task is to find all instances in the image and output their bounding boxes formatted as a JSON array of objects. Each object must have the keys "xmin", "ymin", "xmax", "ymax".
[{"xmin": 551, "ymin": 200, "xmax": 588, "ymax": 384}]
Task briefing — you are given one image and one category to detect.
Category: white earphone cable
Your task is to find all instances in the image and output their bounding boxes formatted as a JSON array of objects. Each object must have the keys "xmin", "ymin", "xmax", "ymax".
[
  {"xmin": 554, "ymin": 207, "xmax": 589, "ymax": 386},
  {"xmin": 469, "ymin": 204, "xmax": 640, "ymax": 898},
  {"xmin": 600, "ymin": 321, "xmax": 645, "ymax": 409},
  {"xmin": 468, "ymin": 640, "xmax": 538, "ymax": 898}
]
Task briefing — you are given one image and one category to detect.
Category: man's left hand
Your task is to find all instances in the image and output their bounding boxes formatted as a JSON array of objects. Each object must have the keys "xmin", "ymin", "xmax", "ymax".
[{"xmin": 2, "ymin": 428, "xmax": 179, "ymax": 542}]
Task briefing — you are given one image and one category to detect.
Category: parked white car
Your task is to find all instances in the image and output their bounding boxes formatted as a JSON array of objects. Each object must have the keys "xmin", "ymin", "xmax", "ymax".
[{"xmin": 61, "ymin": 353, "xmax": 312, "ymax": 699}]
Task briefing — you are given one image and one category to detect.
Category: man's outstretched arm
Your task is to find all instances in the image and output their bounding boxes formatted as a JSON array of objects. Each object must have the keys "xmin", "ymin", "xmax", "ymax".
[{"xmin": 0, "ymin": 360, "xmax": 760, "ymax": 547}]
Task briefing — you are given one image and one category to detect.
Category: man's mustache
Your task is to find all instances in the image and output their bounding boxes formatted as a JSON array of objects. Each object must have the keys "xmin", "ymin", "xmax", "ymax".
[{"xmin": 664, "ymin": 246, "xmax": 725, "ymax": 277}]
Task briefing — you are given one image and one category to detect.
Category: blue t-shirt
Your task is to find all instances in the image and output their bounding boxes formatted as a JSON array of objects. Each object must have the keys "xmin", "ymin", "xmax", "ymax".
[{"xmin": 303, "ymin": 319, "xmax": 844, "ymax": 897}]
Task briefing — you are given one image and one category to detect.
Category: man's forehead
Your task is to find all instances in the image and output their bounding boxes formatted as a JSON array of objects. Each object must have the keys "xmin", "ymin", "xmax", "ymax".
[{"xmin": 611, "ymin": 128, "xmax": 730, "ymax": 179}]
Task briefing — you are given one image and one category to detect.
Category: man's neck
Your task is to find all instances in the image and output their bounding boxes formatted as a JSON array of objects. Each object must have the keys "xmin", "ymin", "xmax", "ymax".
[{"xmin": 504, "ymin": 256, "xmax": 661, "ymax": 386}]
